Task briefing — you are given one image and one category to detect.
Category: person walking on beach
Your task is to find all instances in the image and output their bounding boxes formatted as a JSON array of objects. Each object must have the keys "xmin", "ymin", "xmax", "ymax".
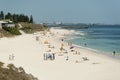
[
  {"xmin": 84, "ymin": 43, "xmax": 87, "ymax": 46},
  {"xmin": 113, "ymin": 51, "xmax": 116, "ymax": 56},
  {"xmin": 53, "ymin": 53, "xmax": 55, "ymax": 60}
]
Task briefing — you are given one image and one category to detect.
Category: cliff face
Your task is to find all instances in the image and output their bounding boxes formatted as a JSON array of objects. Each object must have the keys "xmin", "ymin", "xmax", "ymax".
[{"xmin": 0, "ymin": 62, "xmax": 38, "ymax": 80}]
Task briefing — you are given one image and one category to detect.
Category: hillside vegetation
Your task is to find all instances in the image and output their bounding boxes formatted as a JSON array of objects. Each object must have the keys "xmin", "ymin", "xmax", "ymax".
[
  {"xmin": 20, "ymin": 23, "xmax": 47, "ymax": 33},
  {"xmin": 2, "ymin": 27, "xmax": 21, "ymax": 35},
  {"xmin": 0, "ymin": 29, "xmax": 14, "ymax": 38},
  {"xmin": 0, "ymin": 23, "xmax": 48, "ymax": 38},
  {"xmin": 0, "ymin": 24, "xmax": 21, "ymax": 37},
  {"xmin": 0, "ymin": 11, "xmax": 33, "ymax": 23},
  {"xmin": 0, "ymin": 61, "xmax": 38, "ymax": 80},
  {"xmin": 0, "ymin": 11, "xmax": 48, "ymax": 37}
]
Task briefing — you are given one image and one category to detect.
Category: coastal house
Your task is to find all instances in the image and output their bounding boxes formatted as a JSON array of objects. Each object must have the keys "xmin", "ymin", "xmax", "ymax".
[
  {"xmin": 0, "ymin": 20, "xmax": 15, "ymax": 29},
  {"xmin": 0, "ymin": 21, "xmax": 8, "ymax": 29}
]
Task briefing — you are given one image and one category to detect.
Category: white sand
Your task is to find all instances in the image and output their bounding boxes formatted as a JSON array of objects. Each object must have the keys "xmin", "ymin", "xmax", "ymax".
[{"xmin": 0, "ymin": 28, "xmax": 120, "ymax": 80}]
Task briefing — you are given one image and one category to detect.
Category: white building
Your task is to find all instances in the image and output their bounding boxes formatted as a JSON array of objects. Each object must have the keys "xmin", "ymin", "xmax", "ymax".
[
  {"xmin": 0, "ymin": 21, "xmax": 8, "ymax": 29},
  {"xmin": 0, "ymin": 20, "xmax": 15, "ymax": 29},
  {"xmin": 4, "ymin": 23, "xmax": 15, "ymax": 27}
]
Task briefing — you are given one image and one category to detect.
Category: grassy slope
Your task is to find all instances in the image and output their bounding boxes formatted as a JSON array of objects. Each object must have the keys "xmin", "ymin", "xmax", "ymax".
[
  {"xmin": 0, "ymin": 29, "xmax": 14, "ymax": 38},
  {"xmin": 0, "ymin": 23, "xmax": 21, "ymax": 38},
  {"xmin": 20, "ymin": 23, "xmax": 47, "ymax": 34}
]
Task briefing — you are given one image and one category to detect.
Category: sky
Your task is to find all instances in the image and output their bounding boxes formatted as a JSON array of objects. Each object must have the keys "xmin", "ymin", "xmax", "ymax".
[{"xmin": 0, "ymin": 0, "xmax": 120, "ymax": 24}]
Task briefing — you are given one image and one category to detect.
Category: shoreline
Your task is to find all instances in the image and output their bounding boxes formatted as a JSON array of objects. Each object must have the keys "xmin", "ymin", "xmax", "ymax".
[
  {"xmin": 73, "ymin": 44, "xmax": 120, "ymax": 62},
  {"xmin": 62, "ymin": 28, "xmax": 120, "ymax": 60},
  {"xmin": 51, "ymin": 27, "xmax": 120, "ymax": 64}
]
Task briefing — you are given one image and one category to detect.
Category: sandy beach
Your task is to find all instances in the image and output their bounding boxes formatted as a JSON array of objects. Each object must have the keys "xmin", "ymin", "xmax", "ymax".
[{"xmin": 0, "ymin": 28, "xmax": 120, "ymax": 80}]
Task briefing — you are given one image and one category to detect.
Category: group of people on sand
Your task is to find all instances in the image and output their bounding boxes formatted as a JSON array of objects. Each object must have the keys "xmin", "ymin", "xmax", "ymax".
[
  {"xmin": 33, "ymin": 31, "xmax": 90, "ymax": 62},
  {"xmin": 9, "ymin": 54, "xmax": 15, "ymax": 60},
  {"xmin": 43, "ymin": 53, "xmax": 55, "ymax": 60}
]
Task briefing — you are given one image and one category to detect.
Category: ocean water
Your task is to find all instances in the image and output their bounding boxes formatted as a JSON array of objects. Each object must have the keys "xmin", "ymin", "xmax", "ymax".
[{"xmin": 67, "ymin": 25, "xmax": 120, "ymax": 57}]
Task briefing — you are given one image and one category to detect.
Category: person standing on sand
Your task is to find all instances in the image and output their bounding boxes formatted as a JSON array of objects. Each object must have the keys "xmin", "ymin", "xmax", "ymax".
[
  {"xmin": 66, "ymin": 56, "xmax": 69, "ymax": 61},
  {"xmin": 43, "ymin": 53, "xmax": 46, "ymax": 60},
  {"xmin": 61, "ymin": 38, "xmax": 64, "ymax": 41},
  {"xmin": 9, "ymin": 55, "xmax": 11, "ymax": 60},
  {"xmin": 12, "ymin": 54, "xmax": 15, "ymax": 60},
  {"xmin": 53, "ymin": 53, "xmax": 55, "ymax": 60}
]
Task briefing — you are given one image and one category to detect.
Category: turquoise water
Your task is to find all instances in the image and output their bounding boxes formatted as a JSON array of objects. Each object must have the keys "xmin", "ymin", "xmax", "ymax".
[{"xmin": 67, "ymin": 25, "xmax": 120, "ymax": 57}]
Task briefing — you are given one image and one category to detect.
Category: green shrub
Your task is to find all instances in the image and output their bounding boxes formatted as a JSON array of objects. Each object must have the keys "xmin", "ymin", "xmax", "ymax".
[
  {"xmin": 21, "ymin": 27, "xmax": 33, "ymax": 34},
  {"xmin": 3, "ymin": 27, "xmax": 21, "ymax": 35}
]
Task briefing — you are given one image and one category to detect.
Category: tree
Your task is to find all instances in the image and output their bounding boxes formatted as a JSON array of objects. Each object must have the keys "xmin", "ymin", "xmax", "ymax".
[
  {"xmin": 25, "ymin": 16, "xmax": 29, "ymax": 22},
  {"xmin": 1, "ymin": 11, "xmax": 34, "ymax": 23},
  {"xmin": 5, "ymin": 12, "xmax": 13, "ymax": 20},
  {"xmin": 13, "ymin": 14, "xmax": 18, "ymax": 23},
  {"xmin": 29, "ymin": 15, "xmax": 33, "ymax": 23},
  {"xmin": 0, "ymin": 11, "xmax": 4, "ymax": 20}
]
